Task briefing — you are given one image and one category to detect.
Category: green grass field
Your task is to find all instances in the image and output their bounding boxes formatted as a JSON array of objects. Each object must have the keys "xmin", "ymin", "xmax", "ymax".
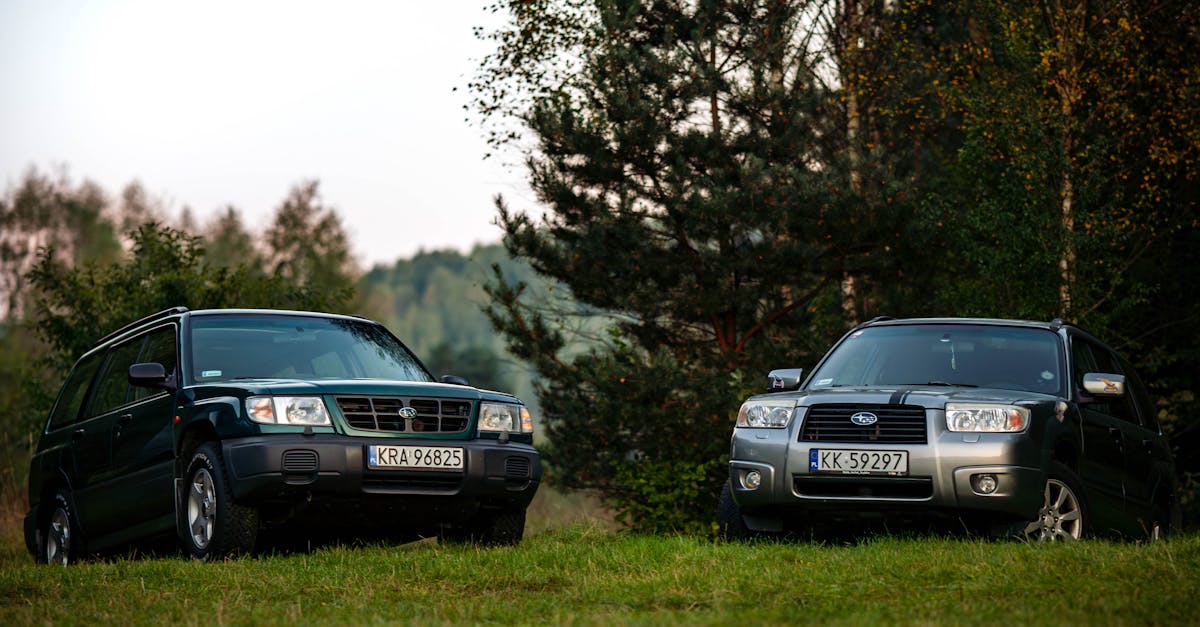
[{"xmin": 2, "ymin": 503, "xmax": 1198, "ymax": 626}]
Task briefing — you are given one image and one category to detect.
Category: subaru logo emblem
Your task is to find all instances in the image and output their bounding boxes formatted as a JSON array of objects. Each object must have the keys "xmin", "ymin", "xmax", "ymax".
[
  {"xmin": 399, "ymin": 407, "xmax": 418, "ymax": 419},
  {"xmin": 850, "ymin": 411, "xmax": 878, "ymax": 426}
]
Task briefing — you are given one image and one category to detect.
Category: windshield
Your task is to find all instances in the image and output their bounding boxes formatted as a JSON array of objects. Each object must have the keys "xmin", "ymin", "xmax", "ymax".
[
  {"xmin": 188, "ymin": 315, "xmax": 433, "ymax": 384},
  {"xmin": 807, "ymin": 324, "xmax": 1064, "ymax": 396}
]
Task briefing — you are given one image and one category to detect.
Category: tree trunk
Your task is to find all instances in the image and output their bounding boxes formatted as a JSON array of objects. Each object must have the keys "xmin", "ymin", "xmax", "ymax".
[
  {"xmin": 1058, "ymin": 164, "xmax": 1075, "ymax": 318},
  {"xmin": 841, "ymin": 0, "xmax": 865, "ymax": 327}
]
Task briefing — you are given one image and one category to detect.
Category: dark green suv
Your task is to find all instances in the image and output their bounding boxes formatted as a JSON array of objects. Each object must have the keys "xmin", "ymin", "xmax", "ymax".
[{"xmin": 24, "ymin": 308, "xmax": 542, "ymax": 563}]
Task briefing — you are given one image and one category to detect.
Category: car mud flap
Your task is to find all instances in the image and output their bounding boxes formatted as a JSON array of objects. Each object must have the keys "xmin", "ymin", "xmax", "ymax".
[{"xmin": 174, "ymin": 477, "xmax": 185, "ymax": 541}]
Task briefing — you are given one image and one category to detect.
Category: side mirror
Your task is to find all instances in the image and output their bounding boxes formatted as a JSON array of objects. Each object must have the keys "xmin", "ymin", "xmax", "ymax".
[
  {"xmin": 1082, "ymin": 372, "xmax": 1126, "ymax": 397},
  {"xmin": 766, "ymin": 368, "xmax": 804, "ymax": 392},
  {"xmin": 129, "ymin": 362, "xmax": 175, "ymax": 391},
  {"xmin": 440, "ymin": 374, "xmax": 470, "ymax": 386}
]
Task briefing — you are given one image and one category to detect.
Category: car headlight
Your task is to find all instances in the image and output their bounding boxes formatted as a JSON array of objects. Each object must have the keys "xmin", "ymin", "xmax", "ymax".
[
  {"xmin": 736, "ymin": 399, "xmax": 796, "ymax": 428},
  {"xmin": 246, "ymin": 396, "xmax": 331, "ymax": 426},
  {"xmin": 479, "ymin": 402, "xmax": 533, "ymax": 434},
  {"xmin": 945, "ymin": 403, "xmax": 1029, "ymax": 433}
]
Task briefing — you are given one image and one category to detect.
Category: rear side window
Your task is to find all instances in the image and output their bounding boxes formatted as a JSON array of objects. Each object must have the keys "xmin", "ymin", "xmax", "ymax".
[
  {"xmin": 90, "ymin": 337, "xmax": 146, "ymax": 417},
  {"xmin": 47, "ymin": 353, "xmax": 103, "ymax": 431},
  {"xmin": 1120, "ymin": 356, "xmax": 1157, "ymax": 431}
]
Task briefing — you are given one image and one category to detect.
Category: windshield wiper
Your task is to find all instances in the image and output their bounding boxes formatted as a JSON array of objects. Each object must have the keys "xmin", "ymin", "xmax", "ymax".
[{"xmin": 919, "ymin": 381, "xmax": 978, "ymax": 388}]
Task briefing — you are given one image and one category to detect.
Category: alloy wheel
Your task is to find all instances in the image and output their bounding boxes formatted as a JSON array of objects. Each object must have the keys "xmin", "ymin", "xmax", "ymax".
[
  {"xmin": 1025, "ymin": 478, "xmax": 1082, "ymax": 541},
  {"xmin": 188, "ymin": 468, "xmax": 217, "ymax": 549},
  {"xmin": 45, "ymin": 507, "xmax": 70, "ymax": 565}
]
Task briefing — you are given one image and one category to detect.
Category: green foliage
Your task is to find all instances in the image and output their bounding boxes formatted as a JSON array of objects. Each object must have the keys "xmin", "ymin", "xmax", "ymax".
[
  {"xmin": 423, "ymin": 342, "xmax": 514, "ymax": 392},
  {"xmin": 203, "ymin": 206, "xmax": 264, "ymax": 271},
  {"xmin": 476, "ymin": 0, "xmax": 909, "ymax": 530},
  {"xmin": 528, "ymin": 340, "xmax": 740, "ymax": 524},
  {"xmin": 265, "ymin": 180, "xmax": 356, "ymax": 296},
  {"xmin": 0, "ymin": 321, "xmax": 54, "ymax": 446},
  {"xmin": 27, "ymin": 223, "xmax": 351, "ymax": 372},
  {"xmin": 612, "ymin": 456, "xmax": 727, "ymax": 535}
]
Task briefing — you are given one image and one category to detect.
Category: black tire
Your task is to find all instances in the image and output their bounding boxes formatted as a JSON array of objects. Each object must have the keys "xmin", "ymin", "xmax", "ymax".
[
  {"xmin": 717, "ymin": 481, "xmax": 753, "ymax": 541},
  {"xmin": 480, "ymin": 510, "xmax": 526, "ymax": 546},
  {"xmin": 1024, "ymin": 461, "xmax": 1089, "ymax": 541},
  {"xmin": 440, "ymin": 509, "xmax": 526, "ymax": 546},
  {"xmin": 39, "ymin": 492, "xmax": 77, "ymax": 565},
  {"xmin": 183, "ymin": 443, "xmax": 259, "ymax": 560}
]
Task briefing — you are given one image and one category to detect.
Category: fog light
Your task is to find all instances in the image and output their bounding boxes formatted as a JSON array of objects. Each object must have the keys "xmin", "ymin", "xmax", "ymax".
[
  {"xmin": 976, "ymin": 474, "xmax": 998, "ymax": 494},
  {"xmin": 744, "ymin": 470, "xmax": 762, "ymax": 490}
]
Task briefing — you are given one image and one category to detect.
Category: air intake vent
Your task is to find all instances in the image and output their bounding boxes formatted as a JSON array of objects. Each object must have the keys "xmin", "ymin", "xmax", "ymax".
[
  {"xmin": 282, "ymin": 449, "xmax": 318, "ymax": 473},
  {"xmin": 504, "ymin": 456, "xmax": 531, "ymax": 478}
]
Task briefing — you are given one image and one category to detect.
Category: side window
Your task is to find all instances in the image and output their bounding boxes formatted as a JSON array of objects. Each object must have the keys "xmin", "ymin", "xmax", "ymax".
[
  {"xmin": 1072, "ymin": 337, "xmax": 1138, "ymax": 425},
  {"xmin": 1070, "ymin": 337, "xmax": 1100, "ymax": 390},
  {"xmin": 1121, "ymin": 356, "xmax": 1157, "ymax": 431},
  {"xmin": 132, "ymin": 326, "xmax": 178, "ymax": 402},
  {"xmin": 47, "ymin": 353, "xmax": 104, "ymax": 431},
  {"xmin": 89, "ymin": 337, "xmax": 146, "ymax": 417}
]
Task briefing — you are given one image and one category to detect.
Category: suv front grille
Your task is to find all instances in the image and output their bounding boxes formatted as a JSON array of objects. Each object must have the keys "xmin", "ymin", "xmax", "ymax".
[
  {"xmin": 336, "ymin": 396, "xmax": 473, "ymax": 434},
  {"xmin": 799, "ymin": 404, "xmax": 927, "ymax": 444}
]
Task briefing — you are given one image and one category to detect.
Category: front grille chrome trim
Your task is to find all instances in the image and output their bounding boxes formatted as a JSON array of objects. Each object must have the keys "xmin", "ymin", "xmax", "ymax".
[{"xmin": 335, "ymin": 396, "xmax": 473, "ymax": 434}]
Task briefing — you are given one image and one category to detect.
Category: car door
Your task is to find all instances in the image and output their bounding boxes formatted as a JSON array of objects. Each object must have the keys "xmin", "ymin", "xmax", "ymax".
[
  {"xmin": 36, "ymin": 351, "xmax": 104, "ymax": 527},
  {"xmin": 1070, "ymin": 336, "xmax": 1127, "ymax": 528},
  {"xmin": 1114, "ymin": 354, "xmax": 1168, "ymax": 528},
  {"xmin": 108, "ymin": 324, "xmax": 179, "ymax": 536},
  {"xmin": 71, "ymin": 335, "xmax": 146, "ymax": 543}
]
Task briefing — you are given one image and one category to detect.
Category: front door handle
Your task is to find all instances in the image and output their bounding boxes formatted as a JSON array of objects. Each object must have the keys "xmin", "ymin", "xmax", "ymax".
[
  {"xmin": 118, "ymin": 413, "xmax": 134, "ymax": 426},
  {"xmin": 71, "ymin": 428, "xmax": 85, "ymax": 442}
]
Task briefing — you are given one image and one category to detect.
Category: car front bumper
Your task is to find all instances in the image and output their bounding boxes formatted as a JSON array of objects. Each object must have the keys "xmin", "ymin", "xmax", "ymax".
[
  {"xmin": 729, "ymin": 420, "xmax": 1046, "ymax": 529},
  {"xmin": 218, "ymin": 435, "xmax": 541, "ymax": 514}
]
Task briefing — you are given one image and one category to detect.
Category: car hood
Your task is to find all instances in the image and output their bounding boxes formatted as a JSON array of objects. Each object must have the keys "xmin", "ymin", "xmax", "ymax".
[
  {"xmin": 765, "ymin": 386, "xmax": 1061, "ymax": 409},
  {"xmin": 188, "ymin": 379, "xmax": 522, "ymax": 404}
]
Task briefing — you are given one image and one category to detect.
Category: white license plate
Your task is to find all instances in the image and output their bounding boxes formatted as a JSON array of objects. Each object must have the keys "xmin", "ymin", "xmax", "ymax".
[
  {"xmin": 810, "ymin": 449, "xmax": 908, "ymax": 476},
  {"xmin": 367, "ymin": 445, "xmax": 463, "ymax": 470}
]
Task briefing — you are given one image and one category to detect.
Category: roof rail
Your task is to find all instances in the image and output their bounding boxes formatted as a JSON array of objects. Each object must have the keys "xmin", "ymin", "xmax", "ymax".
[
  {"xmin": 852, "ymin": 315, "xmax": 894, "ymax": 330},
  {"xmin": 95, "ymin": 306, "xmax": 189, "ymax": 346}
]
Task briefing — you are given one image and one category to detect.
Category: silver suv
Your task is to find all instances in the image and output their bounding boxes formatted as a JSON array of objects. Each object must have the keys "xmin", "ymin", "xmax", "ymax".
[{"xmin": 719, "ymin": 317, "xmax": 1179, "ymax": 540}]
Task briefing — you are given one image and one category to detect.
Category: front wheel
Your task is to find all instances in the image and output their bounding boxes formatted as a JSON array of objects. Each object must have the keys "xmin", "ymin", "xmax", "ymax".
[
  {"xmin": 1024, "ymin": 462, "xmax": 1088, "ymax": 541},
  {"xmin": 717, "ymin": 481, "xmax": 753, "ymax": 541},
  {"xmin": 184, "ymin": 443, "xmax": 259, "ymax": 559}
]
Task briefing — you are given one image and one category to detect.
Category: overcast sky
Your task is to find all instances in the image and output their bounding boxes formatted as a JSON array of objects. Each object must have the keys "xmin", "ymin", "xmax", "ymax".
[{"xmin": 0, "ymin": 0, "xmax": 533, "ymax": 268}]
